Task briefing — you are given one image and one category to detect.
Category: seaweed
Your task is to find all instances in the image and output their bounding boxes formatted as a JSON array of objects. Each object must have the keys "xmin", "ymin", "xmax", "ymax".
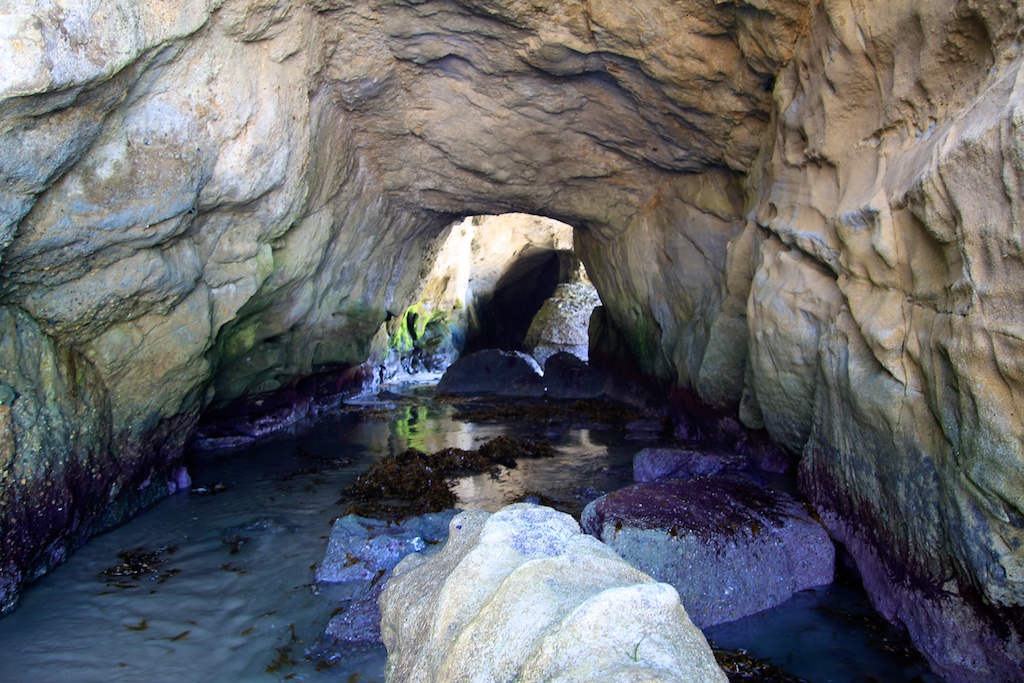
[
  {"xmin": 713, "ymin": 647, "xmax": 810, "ymax": 682},
  {"xmin": 339, "ymin": 435, "xmax": 554, "ymax": 519},
  {"xmin": 98, "ymin": 545, "xmax": 179, "ymax": 586}
]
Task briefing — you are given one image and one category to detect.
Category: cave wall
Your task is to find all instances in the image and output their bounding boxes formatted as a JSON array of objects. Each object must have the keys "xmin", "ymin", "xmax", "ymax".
[
  {"xmin": 1, "ymin": 1, "xmax": 1023, "ymax": 680},
  {"xmin": 738, "ymin": 1, "xmax": 1024, "ymax": 678}
]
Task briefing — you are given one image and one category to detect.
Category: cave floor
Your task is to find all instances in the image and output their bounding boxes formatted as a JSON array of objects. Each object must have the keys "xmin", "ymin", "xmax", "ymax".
[{"xmin": 0, "ymin": 384, "xmax": 939, "ymax": 682}]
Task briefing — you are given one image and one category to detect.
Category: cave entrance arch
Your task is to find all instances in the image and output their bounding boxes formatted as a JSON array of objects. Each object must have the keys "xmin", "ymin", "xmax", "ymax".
[{"xmin": 381, "ymin": 213, "xmax": 602, "ymax": 378}]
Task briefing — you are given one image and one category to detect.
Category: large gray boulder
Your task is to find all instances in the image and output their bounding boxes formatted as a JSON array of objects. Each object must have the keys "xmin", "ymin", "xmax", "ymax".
[
  {"xmin": 582, "ymin": 476, "xmax": 834, "ymax": 628},
  {"xmin": 380, "ymin": 504, "xmax": 727, "ymax": 683}
]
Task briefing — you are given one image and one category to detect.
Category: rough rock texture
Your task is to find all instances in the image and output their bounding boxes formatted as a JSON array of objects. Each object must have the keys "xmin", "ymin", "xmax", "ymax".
[
  {"xmin": 2, "ymin": 2, "xmax": 1024, "ymax": 680},
  {"xmin": 316, "ymin": 510, "xmax": 456, "ymax": 647},
  {"xmin": 316, "ymin": 511, "xmax": 456, "ymax": 583},
  {"xmin": 731, "ymin": 2, "xmax": 1024, "ymax": 679},
  {"xmin": 582, "ymin": 476, "xmax": 835, "ymax": 627},
  {"xmin": 523, "ymin": 277, "xmax": 601, "ymax": 364},
  {"xmin": 379, "ymin": 504, "xmax": 727, "ymax": 683}
]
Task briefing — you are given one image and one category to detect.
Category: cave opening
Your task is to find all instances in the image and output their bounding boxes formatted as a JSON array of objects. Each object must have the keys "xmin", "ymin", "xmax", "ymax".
[{"xmin": 378, "ymin": 213, "xmax": 602, "ymax": 380}]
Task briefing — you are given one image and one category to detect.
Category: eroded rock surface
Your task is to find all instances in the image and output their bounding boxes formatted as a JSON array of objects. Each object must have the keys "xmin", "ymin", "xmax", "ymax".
[
  {"xmin": 1, "ymin": 2, "xmax": 1023, "ymax": 680},
  {"xmin": 523, "ymin": 278, "xmax": 601, "ymax": 364},
  {"xmin": 380, "ymin": 504, "xmax": 727, "ymax": 682}
]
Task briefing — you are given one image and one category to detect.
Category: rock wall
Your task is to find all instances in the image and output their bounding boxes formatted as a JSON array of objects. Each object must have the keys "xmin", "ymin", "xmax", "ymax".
[
  {"xmin": 1, "ymin": 1, "xmax": 1022, "ymax": 680},
  {"xmin": 733, "ymin": 1, "xmax": 1024, "ymax": 678}
]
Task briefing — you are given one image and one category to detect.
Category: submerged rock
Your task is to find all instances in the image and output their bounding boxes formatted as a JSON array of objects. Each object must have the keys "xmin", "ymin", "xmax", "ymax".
[
  {"xmin": 380, "ymin": 503, "xmax": 727, "ymax": 682},
  {"xmin": 435, "ymin": 349, "xmax": 544, "ymax": 397},
  {"xmin": 582, "ymin": 476, "xmax": 835, "ymax": 627}
]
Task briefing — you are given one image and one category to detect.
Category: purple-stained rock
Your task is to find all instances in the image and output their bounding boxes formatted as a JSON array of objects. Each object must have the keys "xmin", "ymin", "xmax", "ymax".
[
  {"xmin": 542, "ymin": 351, "xmax": 604, "ymax": 399},
  {"xmin": 436, "ymin": 349, "xmax": 544, "ymax": 397},
  {"xmin": 736, "ymin": 434, "xmax": 796, "ymax": 474},
  {"xmin": 581, "ymin": 475, "xmax": 834, "ymax": 628},
  {"xmin": 632, "ymin": 446, "xmax": 748, "ymax": 482}
]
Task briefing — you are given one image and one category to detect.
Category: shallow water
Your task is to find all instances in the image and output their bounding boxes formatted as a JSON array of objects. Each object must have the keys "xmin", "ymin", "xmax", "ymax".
[{"xmin": 0, "ymin": 386, "xmax": 939, "ymax": 682}]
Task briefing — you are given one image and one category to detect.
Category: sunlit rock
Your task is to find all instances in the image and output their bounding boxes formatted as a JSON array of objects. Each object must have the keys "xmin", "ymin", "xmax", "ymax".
[
  {"xmin": 524, "ymin": 278, "xmax": 601, "ymax": 365},
  {"xmin": 380, "ymin": 504, "xmax": 727, "ymax": 682}
]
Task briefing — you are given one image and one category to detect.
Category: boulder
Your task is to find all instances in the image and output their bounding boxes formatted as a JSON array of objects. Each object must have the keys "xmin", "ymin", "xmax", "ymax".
[
  {"xmin": 582, "ymin": 476, "xmax": 834, "ymax": 627},
  {"xmin": 523, "ymin": 280, "xmax": 602, "ymax": 365},
  {"xmin": 316, "ymin": 510, "xmax": 457, "ymax": 647},
  {"xmin": 435, "ymin": 349, "xmax": 544, "ymax": 397},
  {"xmin": 543, "ymin": 351, "xmax": 604, "ymax": 399},
  {"xmin": 380, "ymin": 504, "xmax": 727, "ymax": 683},
  {"xmin": 633, "ymin": 446, "xmax": 748, "ymax": 482}
]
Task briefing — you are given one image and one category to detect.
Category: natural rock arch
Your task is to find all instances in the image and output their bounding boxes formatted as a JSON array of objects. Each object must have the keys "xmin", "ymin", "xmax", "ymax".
[{"xmin": 1, "ymin": 2, "xmax": 1023, "ymax": 681}]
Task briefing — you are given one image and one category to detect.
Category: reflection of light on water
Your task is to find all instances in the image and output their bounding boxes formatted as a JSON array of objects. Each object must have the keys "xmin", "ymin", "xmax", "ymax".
[{"xmin": 0, "ymin": 387, "xmax": 942, "ymax": 683}]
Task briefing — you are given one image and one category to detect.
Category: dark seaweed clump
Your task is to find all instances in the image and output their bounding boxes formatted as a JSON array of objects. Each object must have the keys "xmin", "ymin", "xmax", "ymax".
[
  {"xmin": 340, "ymin": 435, "xmax": 553, "ymax": 519},
  {"xmin": 97, "ymin": 545, "xmax": 180, "ymax": 588},
  {"xmin": 713, "ymin": 648, "xmax": 810, "ymax": 682}
]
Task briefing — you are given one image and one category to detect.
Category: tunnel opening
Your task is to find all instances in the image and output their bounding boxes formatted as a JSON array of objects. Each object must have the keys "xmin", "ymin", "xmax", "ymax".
[{"xmin": 377, "ymin": 213, "xmax": 602, "ymax": 381}]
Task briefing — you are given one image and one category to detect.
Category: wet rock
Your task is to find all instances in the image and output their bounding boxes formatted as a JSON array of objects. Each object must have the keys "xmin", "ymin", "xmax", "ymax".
[
  {"xmin": 582, "ymin": 476, "xmax": 834, "ymax": 628},
  {"xmin": 436, "ymin": 349, "xmax": 544, "ymax": 397},
  {"xmin": 316, "ymin": 511, "xmax": 457, "ymax": 648},
  {"xmin": 380, "ymin": 504, "xmax": 727, "ymax": 682},
  {"xmin": 322, "ymin": 575, "xmax": 390, "ymax": 646},
  {"xmin": 633, "ymin": 446, "xmax": 748, "ymax": 482},
  {"xmin": 317, "ymin": 511, "xmax": 456, "ymax": 583},
  {"xmin": 542, "ymin": 351, "xmax": 604, "ymax": 399}
]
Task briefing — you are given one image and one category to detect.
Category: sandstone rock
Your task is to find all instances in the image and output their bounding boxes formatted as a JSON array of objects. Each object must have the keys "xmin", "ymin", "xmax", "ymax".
[
  {"xmin": 735, "ymin": 1, "xmax": 1024, "ymax": 677},
  {"xmin": 632, "ymin": 446, "xmax": 748, "ymax": 483},
  {"xmin": 582, "ymin": 476, "xmax": 835, "ymax": 627},
  {"xmin": 435, "ymin": 349, "xmax": 544, "ymax": 397},
  {"xmin": 542, "ymin": 351, "xmax": 605, "ymax": 400},
  {"xmin": 523, "ymin": 279, "xmax": 601, "ymax": 365},
  {"xmin": 3, "ymin": 2, "xmax": 1023, "ymax": 679},
  {"xmin": 380, "ymin": 504, "xmax": 727, "ymax": 683}
]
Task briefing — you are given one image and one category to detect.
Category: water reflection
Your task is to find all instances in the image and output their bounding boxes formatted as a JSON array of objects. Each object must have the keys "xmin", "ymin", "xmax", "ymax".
[{"xmin": 0, "ymin": 386, "xmax": 938, "ymax": 683}]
